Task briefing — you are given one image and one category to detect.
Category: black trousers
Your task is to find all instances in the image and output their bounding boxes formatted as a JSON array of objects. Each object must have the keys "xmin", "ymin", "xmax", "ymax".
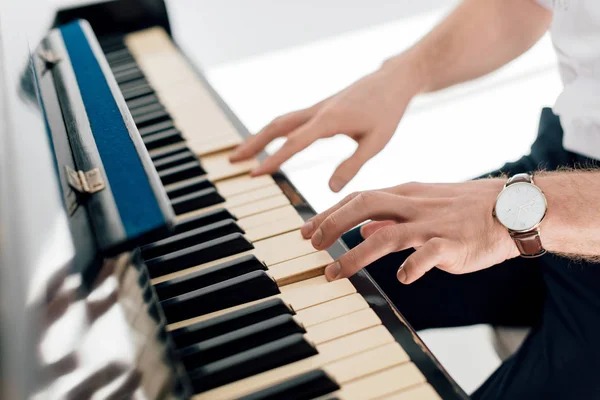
[{"xmin": 342, "ymin": 109, "xmax": 600, "ymax": 400}]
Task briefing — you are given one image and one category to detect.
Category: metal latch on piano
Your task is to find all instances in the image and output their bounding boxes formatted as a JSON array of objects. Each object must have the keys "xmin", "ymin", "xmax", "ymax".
[{"xmin": 65, "ymin": 165, "xmax": 105, "ymax": 194}]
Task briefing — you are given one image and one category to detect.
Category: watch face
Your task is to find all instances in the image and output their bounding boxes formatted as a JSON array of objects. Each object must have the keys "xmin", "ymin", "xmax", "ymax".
[{"xmin": 495, "ymin": 182, "xmax": 547, "ymax": 231}]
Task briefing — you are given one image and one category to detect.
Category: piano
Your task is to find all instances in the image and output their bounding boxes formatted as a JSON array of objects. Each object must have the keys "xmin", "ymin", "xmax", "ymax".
[{"xmin": 0, "ymin": 0, "xmax": 470, "ymax": 399}]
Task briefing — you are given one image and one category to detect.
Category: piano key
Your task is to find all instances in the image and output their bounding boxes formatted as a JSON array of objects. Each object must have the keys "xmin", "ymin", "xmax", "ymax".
[
  {"xmin": 237, "ymin": 205, "xmax": 297, "ymax": 231},
  {"xmin": 379, "ymin": 384, "xmax": 442, "ymax": 400},
  {"xmin": 153, "ymin": 150, "xmax": 199, "ymax": 172},
  {"xmin": 294, "ymin": 293, "xmax": 368, "ymax": 328},
  {"xmin": 192, "ymin": 325, "xmax": 395, "ymax": 399},
  {"xmin": 242, "ymin": 343, "xmax": 409, "ymax": 400},
  {"xmin": 189, "ymin": 334, "xmax": 318, "ymax": 393},
  {"xmin": 158, "ymin": 161, "xmax": 205, "ymax": 186},
  {"xmin": 201, "ymin": 150, "xmax": 259, "ymax": 182},
  {"xmin": 279, "ymin": 275, "xmax": 329, "ymax": 294},
  {"xmin": 110, "ymin": 60, "xmax": 139, "ymax": 74},
  {"xmin": 179, "ymin": 313, "xmax": 305, "ymax": 369},
  {"xmin": 234, "ymin": 192, "xmax": 292, "ymax": 217},
  {"xmin": 124, "ymin": 27, "xmax": 177, "ymax": 56},
  {"xmin": 215, "ymin": 174, "xmax": 276, "ymax": 197},
  {"xmin": 141, "ymin": 218, "xmax": 239, "ymax": 260},
  {"xmin": 165, "ymin": 176, "xmax": 212, "ymax": 198},
  {"xmin": 170, "ymin": 187, "xmax": 225, "ymax": 215},
  {"xmin": 151, "ymin": 228, "xmax": 315, "ymax": 286},
  {"xmin": 129, "ymin": 101, "xmax": 165, "ymax": 118},
  {"xmin": 238, "ymin": 369, "xmax": 338, "ymax": 400},
  {"xmin": 148, "ymin": 142, "xmax": 188, "ymax": 160},
  {"xmin": 243, "ymin": 211, "xmax": 304, "ymax": 242},
  {"xmin": 327, "ymin": 363, "xmax": 426, "ymax": 400},
  {"xmin": 171, "ymin": 208, "xmax": 236, "ymax": 235},
  {"xmin": 145, "ymin": 232, "xmax": 254, "ymax": 278},
  {"xmin": 142, "ymin": 128, "xmax": 184, "ymax": 150},
  {"xmin": 161, "ymin": 270, "xmax": 280, "ymax": 323},
  {"xmin": 268, "ymin": 251, "xmax": 333, "ymax": 287},
  {"xmin": 187, "ymin": 135, "xmax": 244, "ymax": 157},
  {"xmin": 139, "ymin": 119, "xmax": 175, "ymax": 137},
  {"xmin": 173, "ymin": 182, "xmax": 283, "ymax": 217},
  {"xmin": 153, "ymin": 254, "xmax": 265, "ymax": 300},
  {"xmin": 122, "ymin": 83, "xmax": 154, "ymax": 101},
  {"xmin": 114, "ymin": 67, "xmax": 145, "ymax": 84},
  {"xmin": 126, "ymin": 93, "xmax": 160, "ymax": 111},
  {"xmin": 105, "ymin": 47, "xmax": 130, "ymax": 60},
  {"xmin": 169, "ymin": 298, "xmax": 293, "ymax": 349},
  {"xmin": 166, "ymin": 278, "xmax": 356, "ymax": 331},
  {"xmin": 302, "ymin": 308, "xmax": 380, "ymax": 345},
  {"xmin": 133, "ymin": 108, "xmax": 171, "ymax": 127},
  {"xmin": 118, "ymin": 77, "xmax": 150, "ymax": 92}
]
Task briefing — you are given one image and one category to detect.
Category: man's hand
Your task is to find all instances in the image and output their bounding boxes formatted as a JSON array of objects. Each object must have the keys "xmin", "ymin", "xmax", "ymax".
[
  {"xmin": 229, "ymin": 56, "xmax": 424, "ymax": 192},
  {"xmin": 301, "ymin": 179, "xmax": 519, "ymax": 284}
]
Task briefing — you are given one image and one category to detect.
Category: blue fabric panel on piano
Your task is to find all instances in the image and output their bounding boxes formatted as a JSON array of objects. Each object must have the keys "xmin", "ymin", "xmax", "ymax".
[{"xmin": 60, "ymin": 21, "xmax": 165, "ymax": 240}]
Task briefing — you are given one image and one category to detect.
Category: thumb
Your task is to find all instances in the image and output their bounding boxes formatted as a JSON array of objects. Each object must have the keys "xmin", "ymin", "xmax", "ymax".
[{"xmin": 329, "ymin": 135, "xmax": 385, "ymax": 192}]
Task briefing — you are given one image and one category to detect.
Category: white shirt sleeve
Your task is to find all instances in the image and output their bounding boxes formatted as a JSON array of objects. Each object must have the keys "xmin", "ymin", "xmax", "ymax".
[{"xmin": 536, "ymin": 0, "xmax": 553, "ymax": 10}]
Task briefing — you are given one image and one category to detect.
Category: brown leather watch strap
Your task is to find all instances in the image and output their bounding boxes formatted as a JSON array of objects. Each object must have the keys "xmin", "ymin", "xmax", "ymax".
[{"xmin": 511, "ymin": 230, "xmax": 546, "ymax": 258}]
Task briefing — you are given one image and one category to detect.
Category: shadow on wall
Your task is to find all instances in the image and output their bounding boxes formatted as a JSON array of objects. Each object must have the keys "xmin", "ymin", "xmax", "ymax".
[{"xmin": 167, "ymin": 0, "xmax": 456, "ymax": 67}]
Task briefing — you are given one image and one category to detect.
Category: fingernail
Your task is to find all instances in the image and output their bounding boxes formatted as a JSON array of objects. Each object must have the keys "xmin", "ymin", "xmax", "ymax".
[
  {"xmin": 325, "ymin": 262, "xmax": 341, "ymax": 280},
  {"xmin": 312, "ymin": 228, "xmax": 323, "ymax": 248},
  {"xmin": 301, "ymin": 220, "xmax": 314, "ymax": 238},
  {"xmin": 329, "ymin": 177, "xmax": 345, "ymax": 192},
  {"xmin": 397, "ymin": 262, "xmax": 407, "ymax": 283}
]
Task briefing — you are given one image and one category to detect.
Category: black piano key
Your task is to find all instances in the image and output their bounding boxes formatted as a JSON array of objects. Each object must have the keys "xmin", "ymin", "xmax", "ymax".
[
  {"xmin": 143, "ymin": 128, "xmax": 184, "ymax": 150},
  {"xmin": 127, "ymin": 94, "xmax": 160, "ymax": 111},
  {"xmin": 149, "ymin": 142, "xmax": 188, "ymax": 161},
  {"xmin": 172, "ymin": 208, "xmax": 236, "ymax": 235},
  {"xmin": 130, "ymin": 102, "xmax": 165, "ymax": 118},
  {"xmin": 122, "ymin": 84, "xmax": 154, "ymax": 101},
  {"xmin": 161, "ymin": 270, "xmax": 280, "ymax": 323},
  {"xmin": 159, "ymin": 161, "xmax": 205, "ymax": 186},
  {"xmin": 108, "ymin": 54, "xmax": 136, "ymax": 68},
  {"xmin": 153, "ymin": 150, "xmax": 198, "ymax": 172},
  {"xmin": 240, "ymin": 370, "xmax": 340, "ymax": 400},
  {"xmin": 110, "ymin": 61, "xmax": 139, "ymax": 74},
  {"xmin": 169, "ymin": 298, "xmax": 293, "ymax": 349},
  {"xmin": 139, "ymin": 119, "xmax": 175, "ymax": 137},
  {"xmin": 119, "ymin": 78, "xmax": 150, "ymax": 92},
  {"xmin": 105, "ymin": 48, "xmax": 130, "ymax": 61},
  {"xmin": 179, "ymin": 314, "xmax": 306, "ymax": 369},
  {"xmin": 171, "ymin": 187, "xmax": 225, "ymax": 215},
  {"xmin": 154, "ymin": 254, "xmax": 266, "ymax": 300},
  {"xmin": 115, "ymin": 68, "xmax": 145, "ymax": 85},
  {"xmin": 133, "ymin": 108, "xmax": 171, "ymax": 127},
  {"xmin": 145, "ymin": 233, "xmax": 253, "ymax": 278},
  {"xmin": 141, "ymin": 218, "xmax": 241, "ymax": 261},
  {"xmin": 189, "ymin": 334, "xmax": 318, "ymax": 393},
  {"xmin": 99, "ymin": 36, "xmax": 125, "ymax": 52},
  {"xmin": 165, "ymin": 176, "xmax": 212, "ymax": 198}
]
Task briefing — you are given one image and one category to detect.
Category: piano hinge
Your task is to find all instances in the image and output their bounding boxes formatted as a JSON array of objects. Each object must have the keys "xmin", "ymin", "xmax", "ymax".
[
  {"xmin": 65, "ymin": 165, "xmax": 105, "ymax": 194},
  {"xmin": 38, "ymin": 49, "xmax": 61, "ymax": 73}
]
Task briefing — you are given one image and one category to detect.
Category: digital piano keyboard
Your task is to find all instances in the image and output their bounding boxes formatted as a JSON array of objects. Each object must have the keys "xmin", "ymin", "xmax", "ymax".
[{"xmin": 0, "ymin": 0, "xmax": 470, "ymax": 399}]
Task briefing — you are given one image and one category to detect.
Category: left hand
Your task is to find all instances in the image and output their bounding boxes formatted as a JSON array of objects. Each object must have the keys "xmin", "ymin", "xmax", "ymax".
[{"xmin": 301, "ymin": 179, "xmax": 520, "ymax": 284}]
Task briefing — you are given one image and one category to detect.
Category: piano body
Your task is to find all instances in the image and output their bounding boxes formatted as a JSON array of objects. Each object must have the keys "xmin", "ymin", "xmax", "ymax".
[{"xmin": 0, "ymin": 0, "xmax": 470, "ymax": 399}]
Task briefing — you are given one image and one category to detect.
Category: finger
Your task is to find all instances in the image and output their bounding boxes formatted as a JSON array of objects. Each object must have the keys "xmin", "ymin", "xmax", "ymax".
[
  {"xmin": 397, "ymin": 238, "xmax": 457, "ymax": 284},
  {"xmin": 250, "ymin": 117, "xmax": 334, "ymax": 176},
  {"xmin": 313, "ymin": 191, "xmax": 414, "ymax": 250},
  {"xmin": 230, "ymin": 109, "xmax": 312, "ymax": 161},
  {"xmin": 300, "ymin": 191, "xmax": 362, "ymax": 238},
  {"xmin": 325, "ymin": 223, "xmax": 426, "ymax": 280},
  {"xmin": 329, "ymin": 135, "xmax": 386, "ymax": 192},
  {"xmin": 359, "ymin": 220, "xmax": 396, "ymax": 239}
]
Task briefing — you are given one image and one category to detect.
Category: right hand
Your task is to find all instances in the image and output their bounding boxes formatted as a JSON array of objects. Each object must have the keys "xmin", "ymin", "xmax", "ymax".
[{"xmin": 229, "ymin": 55, "xmax": 424, "ymax": 192}]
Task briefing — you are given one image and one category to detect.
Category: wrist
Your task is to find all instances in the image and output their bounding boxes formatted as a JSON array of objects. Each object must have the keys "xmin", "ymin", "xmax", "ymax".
[
  {"xmin": 535, "ymin": 174, "xmax": 566, "ymax": 253},
  {"xmin": 380, "ymin": 49, "xmax": 429, "ymax": 97}
]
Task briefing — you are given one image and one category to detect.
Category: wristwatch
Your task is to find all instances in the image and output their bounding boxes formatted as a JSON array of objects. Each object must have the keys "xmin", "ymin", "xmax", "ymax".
[{"xmin": 493, "ymin": 173, "xmax": 547, "ymax": 258}]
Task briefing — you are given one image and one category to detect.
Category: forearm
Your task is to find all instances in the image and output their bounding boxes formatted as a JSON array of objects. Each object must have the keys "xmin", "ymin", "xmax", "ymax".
[
  {"xmin": 537, "ymin": 171, "xmax": 600, "ymax": 260},
  {"xmin": 383, "ymin": 0, "xmax": 552, "ymax": 93}
]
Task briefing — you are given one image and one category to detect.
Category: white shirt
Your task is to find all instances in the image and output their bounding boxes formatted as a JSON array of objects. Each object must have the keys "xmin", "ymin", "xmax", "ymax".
[{"xmin": 537, "ymin": 0, "xmax": 600, "ymax": 160}]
